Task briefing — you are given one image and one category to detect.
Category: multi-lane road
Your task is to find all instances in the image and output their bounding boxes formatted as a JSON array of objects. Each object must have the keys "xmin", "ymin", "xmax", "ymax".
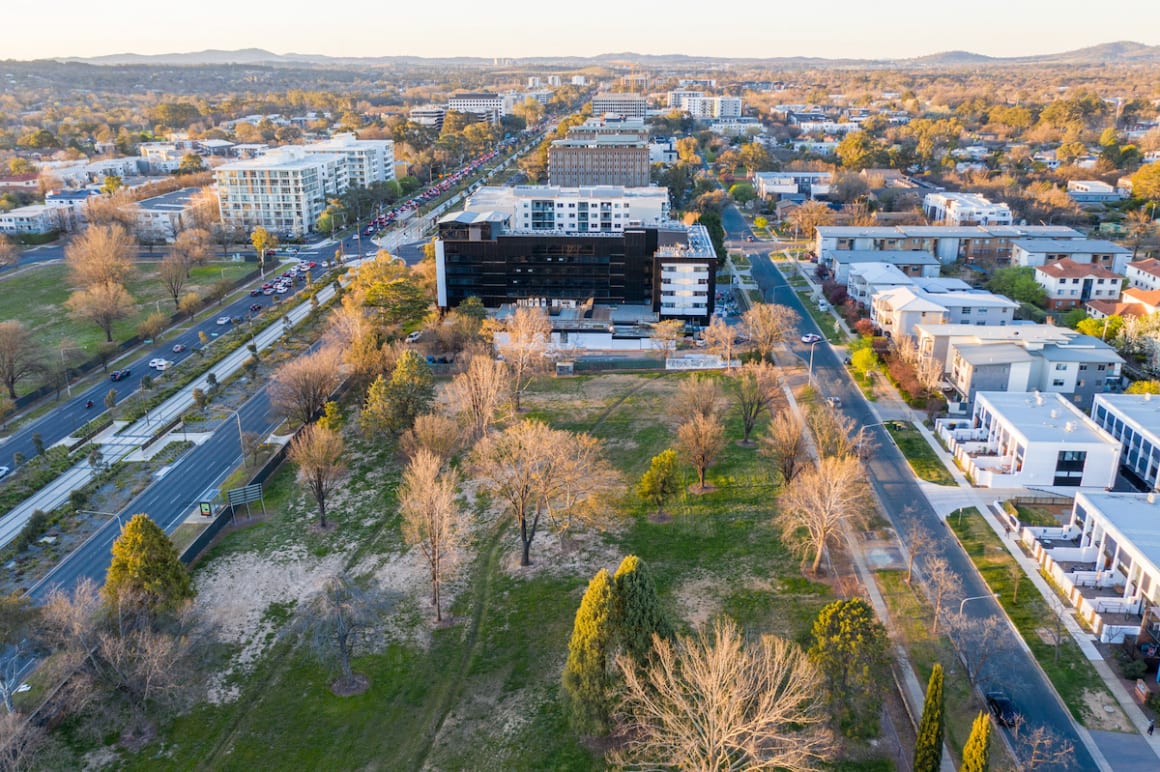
[{"xmin": 722, "ymin": 205, "xmax": 1102, "ymax": 770}]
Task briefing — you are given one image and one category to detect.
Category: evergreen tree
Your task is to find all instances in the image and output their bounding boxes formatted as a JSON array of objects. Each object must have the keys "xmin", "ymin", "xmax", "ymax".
[
  {"xmin": 637, "ymin": 449, "xmax": 680, "ymax": 517},
  {"xmin": 913, "ymin": 664, "xmax": 945, "ymax": 772},
  {"xmin": 960, "ymin": 710, "xmax": 991, "ymax": 772},
  {"xmin": 561, "ymin": 569, "xmax": 614, "ymax": 734},
  {"xmin": 808, "ymin": 598, "xmax": 890, "ymax": 737},
  {"xmin": 612, "ymin": 555, "xmax": 673, "ymax": 665},
  {"xmin": 104, "ymin": 513, "xmax": 195, "ymax": 614},
  {"xmin": 384, "ymin": 350, "xmax": 434, "ymax": 433}
]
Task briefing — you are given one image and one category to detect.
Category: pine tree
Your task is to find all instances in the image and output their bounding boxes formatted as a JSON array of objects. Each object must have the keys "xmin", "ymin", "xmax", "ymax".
[
  {"xmin": 104, "ymin": 513, "xmax": 195, "ymax": 614},
  {"xmin": 561, "ymin": 569, "xmax": 614, "ymax": 734},
  {"xmin": 612, "ymin": 555, "xmax": 673, "ymax": 665},
  {"xmin": 384, "ymin": 350, "xmax": 434, "ymax": 433},
  {"xmin": 913, "ymin": 664, "xmax": 945, "ymax": 772},
  {"xmin": 808, "ymin": 598, "xmax": 890, "ymax": 737},
  {"xmin": 637, "ymin": 449, "xmax": 680, "ymax": 517},
  {"xmin": 960, "ymin": 711, "xmax": 991, "ymax": 772}
]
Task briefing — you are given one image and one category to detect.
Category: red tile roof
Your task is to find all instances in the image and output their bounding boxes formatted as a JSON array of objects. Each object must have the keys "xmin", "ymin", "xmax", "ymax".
[
  {"xmin": 1128, "ymin": 258, "xmax": 1160, "ymax": 279},
  {"xmin": 1035, "ymin": 257, "xmax": 1120, "ymax": 280}
]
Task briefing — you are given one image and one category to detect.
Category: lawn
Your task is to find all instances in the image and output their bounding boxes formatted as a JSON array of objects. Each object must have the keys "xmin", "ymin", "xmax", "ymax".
[
  {"xmin": 886, "ymin": 421, "xmax": 957, "ymax": 486},
  {"xmin": 93, "ymin": 372, "xmax": 899, "ymax": 770},
  {"xmin": 947, "ymin": 508, "xmax": 1118, "ymax": 726},
  {"xmin": 1013, "ymin": 502, "xmax": 1066, "ymax": 527}
]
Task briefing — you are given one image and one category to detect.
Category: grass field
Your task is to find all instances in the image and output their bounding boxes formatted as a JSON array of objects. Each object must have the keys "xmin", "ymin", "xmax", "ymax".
[
  {"xmin": 886, "ymin": 422, "xmax": 957, "ymax": 486},
  {"xmin": 947, "ymin": 508, "xmax": 1118, "ymax": 726},
  {"xmin": 71, "ymin": 371, "xmax": 907, "ymax": 770}
]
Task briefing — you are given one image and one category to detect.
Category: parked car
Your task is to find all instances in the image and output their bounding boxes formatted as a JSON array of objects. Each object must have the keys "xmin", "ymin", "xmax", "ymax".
[
  {"xmin": 172, "ymin": 344, "xmax": 186, "ymax": 353},
  {"xmin": 216, "ymin": 316, "xmax": 231, "ymax": 325},
  {"xmin": 109, "ymin": 368, "xmax": 131, "ymax": 381},
  {"xmin": 249, "ymin": 289, "xmax": 262, "ymax": 297},
  {"xmin": 405, "ymin": 331, "xmax": 422, "ymax": 343},
  {"xmin": 826, "ymin": 396, "xmax": 842, "ymax": 408},
  {"xmin": 985, "ymin": 692, "xmax": 1017, "ymax": 727},
  {"xmin": 801, "ymin": 333, "xmax": 823, "ymax": 344},
  {"xmin": 148, "ymin": 358, "xmax": 166, "ymax": 368}
]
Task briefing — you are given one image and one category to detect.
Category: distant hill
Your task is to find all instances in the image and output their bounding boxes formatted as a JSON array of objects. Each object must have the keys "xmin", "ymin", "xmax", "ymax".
[{"xmin": 58, "ymin": 41, "xmax": 1160, "ymax": 69}]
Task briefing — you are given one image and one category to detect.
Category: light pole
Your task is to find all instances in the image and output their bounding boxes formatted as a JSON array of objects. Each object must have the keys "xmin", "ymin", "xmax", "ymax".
[
  {"xmin": 808, "ymin": 340, "xmax": 819, "ymax": 386},
  {"xmin": 80, "ymin": 509, "xmax": 124, "ymax": 531},
  {"xmin": 959, "ymin": 593, "xmax": 999, "ymax": 615},
  {"xmin": 58, "ymin": 344, "xmax": 85, "ymax": 398}
]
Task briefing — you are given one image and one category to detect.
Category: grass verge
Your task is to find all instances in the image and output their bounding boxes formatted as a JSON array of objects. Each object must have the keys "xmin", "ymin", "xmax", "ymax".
[{"xmin": 886, "ymin": 422, "xmax": 957, "ymax": 486}]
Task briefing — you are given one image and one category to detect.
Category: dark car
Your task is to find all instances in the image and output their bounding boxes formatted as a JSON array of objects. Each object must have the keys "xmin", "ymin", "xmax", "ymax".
[
  {"xmin": 249, "ymin": 303, "xmax": 263, "ymax": 313},
  {"xmin": 110, "ymin": 368, "xmax": 131, "ymax": 381},
  {"xmin": 986, "ymin": 692, "xmax": 1017, "ymax": 727},
  {"xmin": 249, "ymin": 289, "xmax": 262, "ymax": 296}
]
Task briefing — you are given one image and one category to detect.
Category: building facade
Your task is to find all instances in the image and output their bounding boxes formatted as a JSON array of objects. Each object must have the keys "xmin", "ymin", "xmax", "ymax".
[
  {"xmin": 1125, "ymin": 258, "xmax": 1160, "ymax": 291},
  {"xmin": 1011, "ymin": 238, "xmax": 1132, "ymax": 276},
  {"xmin": 590, "ymin": 93, "xmax": 648, "ymax": 119},
  {"xmin": 1033, "ymin": 258, "xmax": 1123, "ymax": 310},
  {"xmin": 1092, "ymin": 394, "xmax": 1160, "ymax": 490},
  {"xmin": 447, "ymin": 93, "xmax": 504, "ymax": 123},
  {"xmin": 816, "ymin": 224, "xmax": 1083, "ymax": 265},
  {"xmin": 215, "ymin": 147, "xmax": 345, "ymax": 237},
  {"xmin": 305, "ymin": 133, "xmax": 395, "ymax": 189},
  {"xmin": 922, "ymin": 192, "xmax": 1013, "ymax": 226},
  {"xmin": 463, "ymin": 185, "xmax": 669, "ymax": 232}
]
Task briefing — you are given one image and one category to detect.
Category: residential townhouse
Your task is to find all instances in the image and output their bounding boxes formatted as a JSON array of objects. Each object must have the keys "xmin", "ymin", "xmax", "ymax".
[
  {"xmin": 825, "ymin": 250, "xmax": 941, "ymax": 284},
  {"xmin": 1011, "ymin": 238, "xmax": 1132, "ymax": 276},
  {"xmin": 815, "ymin": 224, "xmax": 1083, "ymax": 266},
  {"xmin": 915, "ymin": 321, "xmax": 1075, "ymax": 375},
  {"xmin": 1067, "ymin": 180, "xmax": 1126, "ymax": 204},
  {"xmin": 846, "ymin": 262, "xmax": 915, "ymax": 306},
  {"xmin": 1125, "ymin": 258, "xmax": 1160, "ymax": 291},
  {"xmin": 1092, "ymin": 394, "xmax": 1160, "ymax": 491},
  {"xmin": 0, "ymin": 205, "xmax": 58, "ymax": 236},
  {"xmin": 922, "ymin": 192, "xmax": 1013, "ymax": 226},
  {"xmin": 1033, "ymin": 258, "xmax": 1123, "ymax": 310},
  {"xmin": 1088, "ymin": 287, "xmax": 1160, "ymax": 319},
  {"xmin": 752, "ymin": 171, "xmax": 832, "ymax": 201},
  {"xmin": 871, "ymin": 285, "xmax": 1017, "ymax": 339}
]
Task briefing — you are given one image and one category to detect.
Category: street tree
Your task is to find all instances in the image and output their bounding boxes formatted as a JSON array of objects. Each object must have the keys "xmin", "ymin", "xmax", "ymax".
[
  {"xmin": 777, "ymin": 455, "xmax": 869, "ymax": 574},
  {"xmin": 158, "ymin": 251, "xmax": 189, "ymax": 308},
  {"xmin": 191, "ymin": 387, "xmax": 208, "ymax": 411},
  {"xmin": 676, "ymin": 413, "xmax": 725, "ymax": 492},
  {"xmin": 612, "ymin": 555, "xmax": 673, "ymax": 666},
  {"xmin": 733, "ymin": 362, "xmax": 777, "ymax": 444},
  {"xmin": 289, "ymin": 423, "xmax": 346, "ymax": 529},
  {"xmin": 651, "ymin": 319, "xmax": 685, "ymax": 357},
  {"xmin": 104, "ymin": 388, "xmax": 117, "ymax": 412},
  {"xmin": 612, "ymin": 617, "xmax": 834, "ymax": 771},
  {"xmin": 671, "ymin": 374, "xmax": 723, "ymax": 422},
  {"xmin": 913, "ymin": 664, "xmax": 944, "ymax": 772},
  {"xmin": 0, "ymin": 595, "xmax": 41, "ymax": 714},
  {"xmin": 961, "ymin": 711, "xmax": 992, "ymax": 772},
  {"xmin": 398, "ymin": 450, "xmax": 466, "ymax": 622},
  {"xmin": 759, "ymin": 410, "xmax": 809, "ymax": 486},
  {"xmin": 786, "ymin": 200, "xmax": 836, "ymax": 239},
  {"xmin": 948, "ymin": 613, "xmax": 1007, "ymax": 686},
  {"xmin": 65, "ymin": 223, "xmax": 136, "ymax": 289},
  {"xmin": 498, "ymin": 306, "xmax": 551, "ymax": 411},
  {"xmin": 173, "ymin": 227, "xmax": 212, "ymax": 267},
  {"xmin": 137, "ymin": 310, "xmax": 167, "ymax": 342},
  {"xmin": 446, "ymin": 354, "xmax": 511, "ymax": 440},
  {"xmin": 742, "ymin": 303, "xmax": 800, "ymax": 362},
  {"xmin": 0, "ymin": 321, "xmax": 43, "ymax": 399},
  {"xmin": 296, "ymin": 573, "xmax": 393, "ymax": 695},
  {"xmin": 0, "ymin": 235, "xmax": 19, "ymax": 268},
  {"xmin": 269, "ymin": 346, "xmax": 342, "ymax": 426},
  {"xmin": 808, "ymin": 598, "xmax": 890, "ymax": 738},
  {"xmin": 382, "ymin": 350, "xmax": 434, "ymax": 434},
  {"xmin": 561, "ymin": 568, "xmax": 614, "ymax": 734},
  {"xmin": 905, "ymin": 515, "xmax": 939, "ymax": 585},
  {"xmin": 104, "ymin": 513, "xmax": 195, "ymax": 615},
  {"xmin": 702, "ymin": 315, "xmax": 736, "ymax": 367},
  {"xmin": 66, "ymin": 282, "xmax": 135, "ymax": 342},
  {"xmin": 925, "ymin": 555, "xmax": 961, "ymax": 634},
  {"xmin": 250, "ymin": 225, "xmax": 277, "ymax": 276},
  {"xmin": 808, "ymin": 402, "xmax": 861, "ymax": 460},
  {"xmin": 637, "ymin": 449, "xmax": 681, "ymax": 518}
]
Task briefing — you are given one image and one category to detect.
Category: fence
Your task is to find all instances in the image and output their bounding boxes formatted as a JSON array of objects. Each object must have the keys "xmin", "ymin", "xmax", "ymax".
[{"xmin": 574, "ymin": 357, "xmax": 664, "ymax": 373}]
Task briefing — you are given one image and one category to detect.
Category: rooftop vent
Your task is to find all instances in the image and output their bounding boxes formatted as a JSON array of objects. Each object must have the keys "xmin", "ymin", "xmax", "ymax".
[
  {"xmin": 1064, "ymin": 421, "xmax": 1076, "ymax": 432},
  {"xmin": 1150, "ymin": 492, "xmax": 1157, "ymax": 504},
  {"xmin": 1033, "ymin": 391, "xmax": 1044, "ymax": 407}
]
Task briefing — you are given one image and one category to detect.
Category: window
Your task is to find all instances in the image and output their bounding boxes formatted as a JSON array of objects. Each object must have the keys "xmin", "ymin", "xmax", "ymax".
[{"xmin": 1053, "ymin": 379, "xmax": 1066, "ymax": 387}]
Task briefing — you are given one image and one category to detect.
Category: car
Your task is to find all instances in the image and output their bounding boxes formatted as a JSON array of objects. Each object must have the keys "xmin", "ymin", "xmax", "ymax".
[
  {"xmin": 148, "ymin": 358, "xmax": 165, "ymax": 368},
  {"xmin": 0, "ymin": 466, "xmax": 8, "ymax": 480},
  {"xmin": 405, "ymin": 331, "xmax": 422, "ymax": 343},
  {"xmin": 985, "ymin": 693, "xmax": 1017, "ymax": 727},
  {"xmin": 801, "ymin": 333, "xmax": 823, "ymax": 344},
  {"xmin": 321, "ymin": 260, "xmax": 330, "ymax": 268},
  {"xmin": 109, "ymin": 368, "xmax": 131, "ymax": 381},
  {"xmin": 153, "ymin": 359, "xmax": 172, "ymax": 371},
  {"xmin": 216, "ymin": 316, "xmax": 231, "ymax": 325},
  {"xmin": 172, "ymin": 344, "xmax": 186, "ymax": 353},
  {"xmin": 249, "ymin": 303, "xmax": 263, "ymax": 313},
  {"xmin": 249, "ymin": 289, "xmax": 262, "ymax": 297},
  {"xmin": 826, "ymin": 396, "xmax": 842, "ymax": 408}
]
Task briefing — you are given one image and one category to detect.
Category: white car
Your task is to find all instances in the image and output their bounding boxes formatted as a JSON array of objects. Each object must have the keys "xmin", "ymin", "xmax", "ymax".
[
  {"xmin": 153, "ymin": 359, "xmax": 173, "ymax": 371},
  {"xmin": 405, "ymin": 331, "xmax": 422, "ymax": 343},
  {"xmin": 216, "ymin": 316, "xmax": 231, "ymax": 325},
  {"xmin": 0, "ymin": 466, "xmax": 9, "ymax": 480},
  {"xmin": 148, "ymin": 358, "xmax": 166, "ymax": 368}
]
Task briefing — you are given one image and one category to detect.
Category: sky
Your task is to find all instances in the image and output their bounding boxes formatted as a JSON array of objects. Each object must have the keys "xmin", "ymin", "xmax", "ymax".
[{"xmin": 9, "ymin": 0, "xmax": 1160, "ymax": 61}]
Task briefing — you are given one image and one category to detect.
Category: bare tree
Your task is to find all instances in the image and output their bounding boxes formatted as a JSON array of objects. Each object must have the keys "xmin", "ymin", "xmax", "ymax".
[
  {"xmin": 759, "ymin": 411, "xmax": 809, "ymax": 486},
  {"xmin": 947, "ymin": 612, "xmax": 1007, "ymax": 686},
  {"xmin": 446, "ymin": 354, "xmax": 510, "ymax": 440},
  {"xmin": 471, "ymin": 419, "xmax": 607, "ymax": 566},
  {"xmin": 742, "ymin": 304, "xmax": 800, "ymax": 362},
  {"xmin": 777, "ymin": 456, "xmax": 869, "ymax": 574},
  {"xmin": 497, "ymin": 307, "xmax": 550, "ymax": 412},
  {"xmin": 676, "ymin": 413, "xmax": 726, "ymax": 492},
  {"xmin": 1016, "ymin": 722, "xmax": 1075, "ymax": 771},
  {"xmin": 538, "ymin": 431, "xmax": 616, "ymax": 549},
  {"xmin": 904, "ymin": 514, "xmax": 939, "ymax": 585},
  {"xmin": 84, "ymin": 190, "xmax": 139, "ymax": 232},
  {"xmin": 400, "ymin": 412, "xmax": 461, "ymax": 463},
  {"xmin": 0, "ymin": 321, "xmax": 43, "ymax": 400},
  {"xmin": 924, "ymin": 556, "xmax": 962, "ymax": 634},
  {"xmin": 240, "ymin": 431, "xmax": 264, "ymax": 467},
  {"xmin": 807, "ymin": 402, "xmax": 861, "ymax": 460},
  {"xmin": 289, "ymin": 423, "xmax": 346, "ymax": 529},
  {"xmin": 171, "ymin": 227, "xmax": 211, "ymax": 267},
  {"xmin": 296, "ymin": 573, "xmax": 393, "ymax": 694},
  {"xmin": 0, "ymin": 235, "xmax": 19, "ymax": 269},
  {"xmin": 158, "ymin": 251, "xmax": 189, "ymax": 309},
  {"xmin": 65, "ymin": 222, "xmax": 136, "ymax": 289},
  {"xmin": 651, "ymin": 319, "xmax": 685, "ymax": 357},
  {"xmin": 670, "ymin": 374, "xmax": 724, "ymax": 422},
  {"xmin": 702, "ymin": 315, "xmax": 737, "ymax": 368},
  {"xmin": 399, "ymin": 450, "xmax": 467, "ymax": 622},
  {"xmin": 612, "ymin": 618, "xmax": 835, "ymax": 771},
  {"xmin": 65, "ymin": 282, "xmax": 135, "ymax": 342},
  {"xmin": 269, "ymin": 346, "xmax": 343, "ymax": 426},
  {"xmin": 733, "ymin": 363, "xmax": 777, "ymax": 444}
]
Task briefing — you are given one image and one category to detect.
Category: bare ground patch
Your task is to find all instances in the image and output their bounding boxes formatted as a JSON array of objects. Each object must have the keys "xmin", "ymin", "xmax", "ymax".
[{"xmin": 1081, "ymin": 688, "xmax": 1133, "ymax": 732}]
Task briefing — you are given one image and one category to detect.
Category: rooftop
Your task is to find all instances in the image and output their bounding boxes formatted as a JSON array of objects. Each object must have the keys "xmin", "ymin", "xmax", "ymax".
[
  {"xmin": 1035, "ymin": 258, "xmax": 1122, "ymax": 280},
  {"xmin": 1086, "ymin": 299, "xmax": 1148, "ymax": 318},
  {"xmin": 977, "ymin": 391, "xmax": 1119, "ymax": 447},
  {"xmin": 831, "ymin": 250, "xmax": 940, "ymax": 265},
  {"xmin": 915, "ymin": 321, "xmax": 1075, "ymax": 342},
  {"xmin": 1127, "ymin": 258, "xmax": 1160, "ymax": 279},
  {"xmin": 1038, "ymin": 337, "xmax": 1123, "ymax": 364},
  {"xmin": 818, "ymin": 224, "xmax": 1083, "ymax": 239},
  {"xmin": 1076, "ymin": 492, "xmax": 1160, "ymax": 576},
  {"xmin": 954, "ymin": 343, "xmax": 1035, "ymax": 366},
  {"xmin": 1123, "ymin": 288, "xmax": 1160, "ymax": 308},
  {"xmin": 1012, "ymin": 238, "xmax": 1131, "ymax": 255},
  {"xmin": 1095, "ymin": 394, "xmax": 1160, "ymax": 436},
  {"xmin": 136, "ymin": 186, "xmax": 199, "ymax": 212}
]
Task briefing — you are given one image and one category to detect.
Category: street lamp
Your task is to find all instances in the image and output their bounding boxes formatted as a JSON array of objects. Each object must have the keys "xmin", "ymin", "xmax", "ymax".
[
  {"xmin": 808, "ymin": 340, "xmax": 819, "ymax": 386},
  {"xmin": 58, "ymin": 344, "xmax": 86, "ymax": 398},
  {"xmin": 80, "ymin": 509, "xmax": 124, "ymax": 531},
  {"xmin": 959, "ymin": 593, "xmax": 999, "ymax": 615}
]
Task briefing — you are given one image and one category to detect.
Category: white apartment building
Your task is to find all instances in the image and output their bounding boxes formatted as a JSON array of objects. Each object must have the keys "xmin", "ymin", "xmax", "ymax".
[
  {"xmin": 215, "ymin": 147, "xmax": 345, "ymax": 237},
  {"xmin": 409, "ymin": 105, "xmax": 446, "ymax": 130},
  {"xmin": 667, "ymin": 90, "xmax": 704, "ymax": 108},
  {"xmin": 463, "ymin": 185, "xmax": 669, "ymax": 232},
  {"xmin": 447, "ymin": 92, "xmax": 504, "ymax": 123},
  {"xmin": 936, "ymin": 391, "xmax": 1120, "ymax": 489},
  {"xmin": 1067, "ymin": 180, "xmax": 1125, "ymax": 204},
  {"xmin": 571, "ymin": 75, "xmax": 587, "ymax": 86},
  {"xmin": 656, "ymin": 225, "xmax": 715, "ymax": 318},
  {"xmin": 752, "ymin": 171, "xmax": 831, "ymax": 200},
  {"xmin": 1125, "ymin": 258, "xmax": 1160, "ymax": 291},
  {"xmin": 667, "ymin": 94, "xmax": 742, "ymax": 119},
  {"xmin": 922, "ymin": 192, "xmax": 1013, "ymax": 226},
  {"xmin": 0, "ymin": 204, "xmax": 58, "ymax": 235},
  {"xmin": 871, "ymin": 286, "xmax": 1017, "ymax": 338},
  {"xmin": 915, "ymin": 321, "xmax": 1076, "ymax": 374},
  {"xmin": 1011, "ymin": 238, "xmax": 1132, "ymax": 276},
  {"xmin": 590, "ymin": 93, "xmax": 648, "ymax": 119},
  {"xmin": 846, "ymin": 263, "xmax": 915, "ymax": 306},
  {"xmin": 1033, "ymin": 258, "xmax": 1123, "ymax": 310},
  {"xmin": 135, "ymin": 187, "xmax": 204, "ymax": 242},
  {"xmin": 1092, "ymin": 394, "xmax": 1160, "ymax": 490},
  {"xmin": 306, "ymin": 133, "xmax": 395, "ymax": 189}
]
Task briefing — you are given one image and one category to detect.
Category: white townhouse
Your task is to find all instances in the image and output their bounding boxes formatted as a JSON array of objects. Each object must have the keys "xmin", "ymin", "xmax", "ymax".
[
  {"xmin": 0, "ymin": 204, "xmax": 58, "ymax": 236},
  {"xmin": 1033, "ymin": 258, "xmax": 1123, "ymax": 310},
  {"xmin": 922, "ymin": 192, "xmax": 1013, "ymax": 226},
  {"xmin": 1125, "ymin": 258, "xmax": 1160, "ymax": 291},
  {"xmin": 1092, "ymin": 394, "xmax": 1160, "ymax": 491},
  {"xmin": 1011, "ymin": 238, "xmax": 1132, "ymax": 276}
]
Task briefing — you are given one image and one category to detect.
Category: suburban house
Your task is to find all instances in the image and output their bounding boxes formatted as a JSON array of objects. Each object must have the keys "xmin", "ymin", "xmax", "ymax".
[
  {"xmin": 935, "ymin": 391, "xmax": 1120, "ymax": 489},
  {"xmin": 922, "ymin": 192, "xmax": 1013, "ymax": 226},
  {"xmin": 0, "ymin": 204, "xmax": 58, "ymax": 236},
  {"xmin": 870, "ymin": 286, "xmax": 1017, "ymax": 339},
  {"xmin": 915, "ymin": 321, "xmax": 1074, "ymax": 373},
  {"xmin": 1125, "ymin": 258, "xmax": 1160, "ymax": 291},
  {"xmin": 752, "ymin": 171, "xmax": 832, "ymax": 201},
  {"xmin": 945, "ymin": 332, "xmax": 1122, "ymax": 410},
  {"xmin": 1067, "ymin": 180, "xmax": 1126, "ymax": 204},
  {"xmin": 1032, "ymin": 258, "xmax": 1123, "ymax": 310},
  {"xmin": 825, "ymin": 250, "xmax": 940, "ymax": 283},
  {"xmin": 1090, "ymin": 287, "xmax": 1160, "ymax": 320},
  {"xmin": 815, "ymin": 224, "xmax": 1082, "ymax": 266},
  {"xmin": 1092, "ymin": 394, "xmax": 1160, "ymax": 491},
  {"xmin": 1011, "ymin": 238, "xmax": 1132, "ymax": 276},
  {"xmin": 1029, "ymin": 491, "xmax": 1160, "ymax": 643}
]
